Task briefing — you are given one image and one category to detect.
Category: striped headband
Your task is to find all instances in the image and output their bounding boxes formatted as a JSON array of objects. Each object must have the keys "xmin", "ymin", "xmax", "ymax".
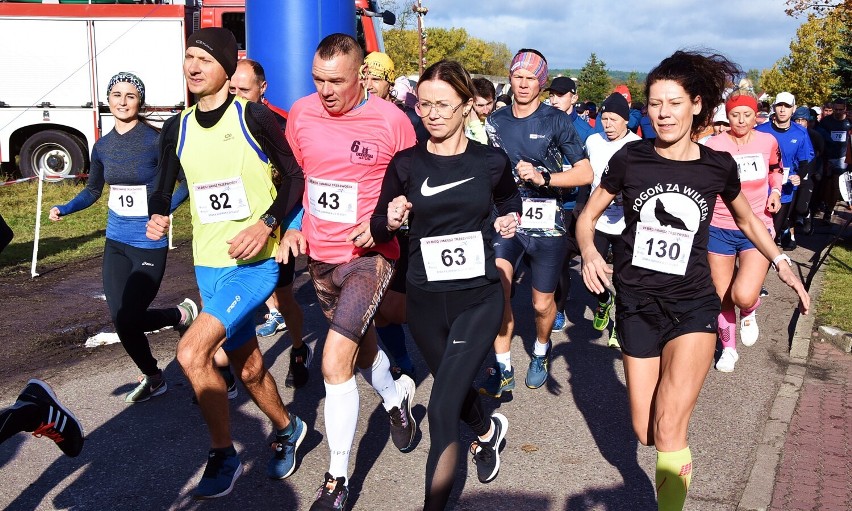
[
  {"xmin": 510, "ymin": 51, "xmax": 548, "ymax": 89},
  {"xmin": 107, "ymin": 72, "xmax": 145, "ymax": 105}
]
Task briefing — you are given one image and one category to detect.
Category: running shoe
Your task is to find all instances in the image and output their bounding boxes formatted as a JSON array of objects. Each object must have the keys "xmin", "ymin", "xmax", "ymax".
[
  {"xmin": 802, "ymin": 215, "xmax": 814, "ymax": 235},
  {"xmin": 191, "ymin": 371, "xmax": 238, "ymax": 405},
  {"xmin": 781, "ymin": 236, "xmax": 797, "ymax": 251},
  {"xmin": 388, "ymin": 374, "xmax": 417, "ymax": 452},
  {"xmin": 310, "ymin": 472, "xmax": 349, "ymax": 511},
  {"xmin": 256, "ymin": 311, "xmax": 286, "ymax": 337},
  {"xmin": 740, "ymin": 309, "xmax": 759, "ymax": 347},
  {"xmin": 607, "ymin": 327, "xmax": 620, "ymax": 349},
  {"xmin": 285, "ymin": 343, "xmax": 312, "ymax": 389},
  {"xmin": 176, "ymin": 298, "xmax": 198, "ymax": 336},
  {"xmin": 760, "ymin": 287, "xmax": 769, "ymax": 298},
  {"xmin": 552, "ymin": 311, "xmax": 566, "ymax": 332},
  {"xmin": 125, "ymin": 374, "xmax": 167, "ymax": 403},
  {"xmin": 478, "ymin": 362, "xmax": 515, "ymax": 398},
  {"xmin": 715, "ymin": 347, "xmax": 739, "ymax": 373},
  {"xmin": 390, "ymin": 363, "xmax": 417, "ymax": 382},
  {"xmin": 267, "ymin": 414, "xmax": 307, "ymax": 479},
  {"xmin": 16, "ymin": 379, "xmax": 84, "ymax": 457},
  {"xmin": 525, "ymin": 342, "xmax": 550, "ymax": 389},
  {"xmin": 593, "ymin": 298, "xmax": 613, "ymax": 331},
  {"xmin": 195, "ymin": 447, "xmax": 243, "ymax": 499},
  {"xmin": 470, "ymin": 412, "xmax": 508, "ymax": 484}
]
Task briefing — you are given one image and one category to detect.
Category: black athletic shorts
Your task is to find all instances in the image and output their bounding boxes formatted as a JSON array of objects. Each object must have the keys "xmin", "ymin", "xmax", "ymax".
[
  {"xmin": 615, "ymin": 292, "xmax": 720, "ymax": 358},
  {"xmin": 276, "ymin": 257, "xmax": 296, "ymax": 288}
]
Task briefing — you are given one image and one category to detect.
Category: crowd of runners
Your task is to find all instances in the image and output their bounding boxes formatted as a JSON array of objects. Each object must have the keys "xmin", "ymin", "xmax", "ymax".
[{"xmin": 8, "ymin": 22, "xmax": 852, "ymax": 510}]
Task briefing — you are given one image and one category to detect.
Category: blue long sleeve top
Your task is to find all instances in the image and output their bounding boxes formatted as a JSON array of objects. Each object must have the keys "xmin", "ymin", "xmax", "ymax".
[{"xmin": 54, "ymin": 122, "xmax": 166, "ymax": 249}]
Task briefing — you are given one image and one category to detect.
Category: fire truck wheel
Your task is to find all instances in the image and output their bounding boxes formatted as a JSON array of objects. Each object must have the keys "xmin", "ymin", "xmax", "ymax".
[{"xmin": 19, "ymin": 130, "xmax": 88, "ymax": 183}]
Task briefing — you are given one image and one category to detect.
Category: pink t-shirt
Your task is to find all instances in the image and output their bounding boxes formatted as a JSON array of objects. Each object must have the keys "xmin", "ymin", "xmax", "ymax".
[
  {"xmin": 705, "ymin": 130, "xmax": 783, "ymax": 231},
  {"xmin": 287, "ymin": 93, "xmax": 416, "ymax": 264}
]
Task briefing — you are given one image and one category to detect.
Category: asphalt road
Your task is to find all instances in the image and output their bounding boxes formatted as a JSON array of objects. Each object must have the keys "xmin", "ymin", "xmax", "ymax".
[{"xmin": 0, "ymin": 225, "xmax": 827, "ymax": 510}]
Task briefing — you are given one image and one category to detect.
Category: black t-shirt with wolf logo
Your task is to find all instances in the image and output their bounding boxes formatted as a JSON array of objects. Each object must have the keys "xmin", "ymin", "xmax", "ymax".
[{"xmin": 600, "ymin": 139, "xmax": 740, "ymax": 299}]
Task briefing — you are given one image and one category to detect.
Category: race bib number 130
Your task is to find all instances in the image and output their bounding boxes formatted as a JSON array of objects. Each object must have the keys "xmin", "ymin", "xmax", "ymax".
[{"xmin": 631, "ymin": 222, "xmax": 693, "ymax": 276}]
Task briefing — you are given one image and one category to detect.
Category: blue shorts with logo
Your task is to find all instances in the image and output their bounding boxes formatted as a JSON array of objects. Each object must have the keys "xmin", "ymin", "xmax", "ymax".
[
  {"xmin": 493, "ymin": 232, "xmax": 567, "ymax": 293},
  {"xmin": 195, "ymin": 258, "xmax": 278, "ymax": 351},
  {"xmin": 708, "ymin": 225, "xmax": 767, "ymax": 256}
]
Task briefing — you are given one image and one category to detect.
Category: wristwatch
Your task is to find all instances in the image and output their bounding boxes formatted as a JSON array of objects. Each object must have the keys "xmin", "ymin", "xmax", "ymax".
[
  {"xmin": 539, "ymin": 170, "xmax": 551, "ymax": 188},
  {"xmin": 259, "ymin": 213, "xmax": 278, "ymax": 230},
  {"xmin": 772, "ymin": 253, "xmax": 792, "ymax": 272}
]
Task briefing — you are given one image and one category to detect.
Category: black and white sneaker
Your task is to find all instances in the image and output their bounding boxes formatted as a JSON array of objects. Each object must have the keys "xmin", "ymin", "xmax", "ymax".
[
  {"xmin": 17, "ymin": 379, "xmax": 84, "ymax": 457},
  {"xmin": 470, "ymin": 412, "xmax": 508, "ymax": 484},
  {"xmin": 309, "ymin": 472, "xmax": 349, "ymax": 510},
  {"xmin": 388, "ymin": 374, "xmax": 417, "ymax": 453}
]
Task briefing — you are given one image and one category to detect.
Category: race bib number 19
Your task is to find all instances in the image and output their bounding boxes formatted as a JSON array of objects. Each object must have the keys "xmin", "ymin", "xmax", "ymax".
[
  {"xmin": 108, "ymin": 185, "xmax": 148, "ymax": 217},
  {"xmin": 193, "ymin": 177, "xmax": 251, "ymax": 224},
  {"xmin": 421, "ymin": 231, "xmax": 485, "ymax": 282},
  {"xmin": 307, "ymin": 177, "xmax": 358, "ymax": 224},
  {"xmin": 631, "ymin": 222, "xmax": 693, "ymax": 276}
]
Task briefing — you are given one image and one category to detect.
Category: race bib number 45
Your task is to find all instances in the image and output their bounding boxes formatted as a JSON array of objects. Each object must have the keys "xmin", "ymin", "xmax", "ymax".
[
  {"xmin": 421, "ymin": 231, "xmax": 485, "ymax": 282},
  {"xmin": 307, "ymin": 177, "xmax": 358, "ymax": 224},
  {"xmin": 632, "ymin": 222, "xmax": 693, "ymax": 276},
  {"xmin": 193, "ymin": 177, "xmax": 251, "ymax": 224},
  {"xmin": 521, "ymin": 198, "xmax": 557, "ymax": 230},
  {"xmin": 108, "ymin": 185, "xmax": 148, "ymax": 217}
]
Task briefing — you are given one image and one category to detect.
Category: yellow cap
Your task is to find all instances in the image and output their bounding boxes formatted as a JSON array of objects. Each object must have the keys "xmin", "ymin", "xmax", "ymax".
[{"xmin": 362, "ymin": 52, "xmax": 395, "ymax": 82}]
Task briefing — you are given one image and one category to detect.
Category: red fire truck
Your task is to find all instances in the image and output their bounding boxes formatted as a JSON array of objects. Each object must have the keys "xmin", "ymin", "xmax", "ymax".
[{"xmin": 0, "ymin": 0, "xmax": 393, "ymax": 181}]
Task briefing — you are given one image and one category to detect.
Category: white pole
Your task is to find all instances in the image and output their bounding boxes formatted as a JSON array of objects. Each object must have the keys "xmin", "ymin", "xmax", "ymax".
[
  {"xmin": 30, "ymin": 172, "xmax": 44, "ymax": 278},
  {"xmin": 168, "ymin": 214, "xmax": 175, "ymax": 249}
]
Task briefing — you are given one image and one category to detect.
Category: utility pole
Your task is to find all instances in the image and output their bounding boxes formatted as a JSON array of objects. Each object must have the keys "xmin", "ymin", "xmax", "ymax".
[{"xmin": 413, "ymin": 1, "xmax": 428, "ymax": 76}]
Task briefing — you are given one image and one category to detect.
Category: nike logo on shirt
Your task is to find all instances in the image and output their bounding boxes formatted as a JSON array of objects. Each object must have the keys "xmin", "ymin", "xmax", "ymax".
[{"xmin": 421, "ymin": 177, "xmax": 474, "ymax": 196}]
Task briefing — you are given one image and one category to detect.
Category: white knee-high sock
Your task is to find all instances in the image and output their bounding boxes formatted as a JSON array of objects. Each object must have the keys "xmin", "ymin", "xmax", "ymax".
[
  {"xmin": 325, "ymin": 376, "xmax": 359, "ymax": 481},
  {"xmin": 357, "ymin": 349, "xmax": 400, "ymax": 412}
]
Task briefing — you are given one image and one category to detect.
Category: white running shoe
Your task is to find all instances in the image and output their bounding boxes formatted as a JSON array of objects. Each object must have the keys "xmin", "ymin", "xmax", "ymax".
[
  {"xmin": 740, "ymin": 310, "xmax": 759, "ymax": 347},
  {"xmin": 715, "ymin": 347, "xmax": 739, "ymax": 373}
]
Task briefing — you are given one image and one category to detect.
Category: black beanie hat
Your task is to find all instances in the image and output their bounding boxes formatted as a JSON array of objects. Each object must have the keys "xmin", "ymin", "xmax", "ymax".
[
  {"xmin": 599, "ymin": 92, "xmax": 630, "ymax": 121},
  {"xmin": 187, "ymin": 28, "xmax": 238, "ymax": 78}
]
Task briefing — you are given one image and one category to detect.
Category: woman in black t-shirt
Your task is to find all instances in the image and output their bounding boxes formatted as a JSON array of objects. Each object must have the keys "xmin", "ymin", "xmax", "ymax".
[
  {"xmin": 371, "ymin": 60, "xmax": 521, "ymax": 511},
  {"xmin": 576, "ymin": 51, "xmax": 810, "ymax": 511}
]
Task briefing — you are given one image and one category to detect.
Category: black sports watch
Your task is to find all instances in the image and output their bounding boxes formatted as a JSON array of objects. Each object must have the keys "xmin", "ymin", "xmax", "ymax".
[
  {"xmin": 539, "ymin": 170, "xmax": 551, "ymax": 188},
  {"xmin": 260, "ymin": 213, "xmax": 278, "ymax": 230}
]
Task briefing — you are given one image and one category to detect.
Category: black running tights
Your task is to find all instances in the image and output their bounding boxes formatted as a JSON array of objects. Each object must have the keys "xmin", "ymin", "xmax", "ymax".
[
  {"xmin": 407, "ymin": 282, "xmax": 502, "ymax": 511},
  {"xmin": 102, "ymin": 239, "xmax": 180, "ymax": 376}
]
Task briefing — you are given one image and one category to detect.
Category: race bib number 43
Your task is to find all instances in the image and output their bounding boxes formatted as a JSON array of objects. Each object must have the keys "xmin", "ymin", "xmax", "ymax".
[
  {"xmin": 632, "ymin": 222, "xmax": 693, "ymax": 276},
  {"xmin": 307, "ymin": 177, "xmax": 358, "ymax": 224},
  {"xmin": 421, "ymin": 231, "xmax": 485, "ymax": 282},
  {"xmin": 193, "ymin": 177, "xmax": 251, "ymax": 224},
  {"xmin": 108, "ymin": 185, "xmax": 148, "ymax": 217}
]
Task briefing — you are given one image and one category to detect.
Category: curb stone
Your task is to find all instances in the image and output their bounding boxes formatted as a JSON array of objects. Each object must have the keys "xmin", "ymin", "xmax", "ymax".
[
  {"xmin": 736, "ymin": 257, "xmax": 822, "ymax": 511},
  {"xmin": 816, "ymin": 324, "xmax": 852, "ymax": 353}
]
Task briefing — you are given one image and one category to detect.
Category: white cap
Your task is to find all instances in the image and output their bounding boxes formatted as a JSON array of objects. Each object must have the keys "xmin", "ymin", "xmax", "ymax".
[
  {"xmin": 712, "ymin": 104, "xmax": 728, "ymax": 124},
  {"xmin": 812, "ymin": 106, "xmax": 822, "ymax": 117},
  {"xmin": 774, "ymin": 92, "xmax": 795, "ymax": 106}
]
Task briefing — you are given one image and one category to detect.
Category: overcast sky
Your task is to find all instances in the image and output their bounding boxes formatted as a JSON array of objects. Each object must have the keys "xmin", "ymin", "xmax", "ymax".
[{"xmin": 409, "ymin": 0, "xmax": 805, "ymax": 72}]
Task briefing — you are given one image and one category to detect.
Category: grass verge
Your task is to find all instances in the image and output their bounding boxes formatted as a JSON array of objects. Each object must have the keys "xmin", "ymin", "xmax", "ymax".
[
  {"xmin": 0, "ymin": 180, "xmax": 192, "ymax": 276},
  {"xmin": 816, "ymin": 240, "xmax": 852, "ymax": 332}
]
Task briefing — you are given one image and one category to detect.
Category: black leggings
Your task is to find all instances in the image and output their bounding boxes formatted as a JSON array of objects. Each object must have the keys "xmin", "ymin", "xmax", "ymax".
[
  {"xmin": 407, "ymin": 282, "xmax": 501, "ymax": 511},
  {"xmin": 0, "ymin": 213, "xmax": 13, "ymax": 254},
  {"xmin": 102, "ymin": 239, "xmax": 180, "ymax": 376}
]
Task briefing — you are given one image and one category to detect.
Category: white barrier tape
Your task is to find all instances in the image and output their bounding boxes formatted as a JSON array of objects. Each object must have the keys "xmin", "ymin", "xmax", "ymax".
[{"xmin": 2, "ymin": 174, "xmax": 88, "ymax": 187}]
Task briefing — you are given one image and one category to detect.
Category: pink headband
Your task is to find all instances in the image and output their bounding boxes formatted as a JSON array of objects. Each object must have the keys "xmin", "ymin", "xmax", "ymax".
[
  {"xmin": 510, "ymin": 51, "xmax": 548, "ymax": 89},
  {"xmin": 725, "ymin": 94, "xmax": 758, "ymax": 114}
]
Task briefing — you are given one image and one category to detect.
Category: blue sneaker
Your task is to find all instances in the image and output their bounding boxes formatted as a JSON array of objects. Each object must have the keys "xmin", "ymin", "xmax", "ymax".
[
  {"xmin": 525, "ymin": 343, "xmax": 550, "ymax": 389},
  {"xmin": 552, "ymin": 311, "xmax": 566, "ymax": 332},
  {"xmin": 478, "ymin": 362, "xmax": 515, "ymax": 398},
  {"xmin": 195, "ymin": 447, "xmax": 243, "ymax": 499},
  {"xmin": 256, "ymin": 311, "xmax": 286, "ymax": 337},
  {"xmin": 267, "ymin": 414, "xmax": 306, "ymax": 479}
]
